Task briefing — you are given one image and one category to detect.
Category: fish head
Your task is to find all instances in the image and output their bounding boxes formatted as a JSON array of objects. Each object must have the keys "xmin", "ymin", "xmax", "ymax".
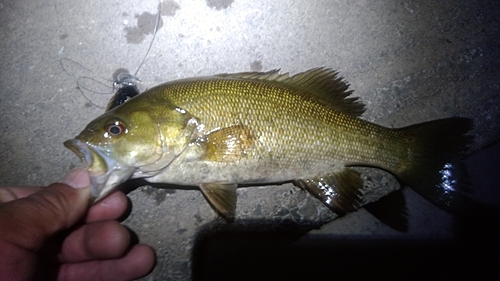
[{"xmin": 64, "ymin": 101, "xmax": 197, "ymax": 202}]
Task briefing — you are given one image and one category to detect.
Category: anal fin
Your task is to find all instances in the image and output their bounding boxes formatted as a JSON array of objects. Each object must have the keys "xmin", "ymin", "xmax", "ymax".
[
  {"xmin": 200, "ymin": 183, "xmax": 238, "ymax": 221},
  {"xmin": 295, "ymin": 168, "xmax": 363, "ymax": 215}
]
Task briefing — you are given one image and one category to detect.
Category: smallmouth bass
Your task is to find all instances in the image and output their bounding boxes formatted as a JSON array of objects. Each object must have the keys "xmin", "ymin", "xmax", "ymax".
[{"xmin": 64, "ymin": 68, "xmax": 473, "ymax": 220}]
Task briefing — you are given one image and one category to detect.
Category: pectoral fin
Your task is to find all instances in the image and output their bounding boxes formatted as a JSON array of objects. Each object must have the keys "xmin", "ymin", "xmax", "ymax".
[
  {"xmin": 200, "ymin": 183, "xmax": 238, "ymax": 221},
  {"xmin": 204, "ymin": 125, "xmax": 254, "ymax": 162},
  {"xmin": 295, "ymin": 168, "xmax": 363, "ymax": 215}
]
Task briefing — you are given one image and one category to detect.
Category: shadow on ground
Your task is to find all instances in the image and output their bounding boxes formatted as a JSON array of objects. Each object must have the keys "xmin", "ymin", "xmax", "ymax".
[{"xmin": 191, "ymin": 219, "xmax": 500, "ymax": 280}]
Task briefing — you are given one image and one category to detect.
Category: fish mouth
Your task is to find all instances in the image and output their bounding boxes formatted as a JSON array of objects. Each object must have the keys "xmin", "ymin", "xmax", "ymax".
[{"xmin": 64, "ymin": 139, "xmax": 135, "ymax": 202}]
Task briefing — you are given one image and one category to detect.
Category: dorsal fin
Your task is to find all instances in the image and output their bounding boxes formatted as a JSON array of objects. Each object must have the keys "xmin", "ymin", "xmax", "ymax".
[{"xmin": 216, "ymin": 67, "xmax": 366, "ymax": 117}]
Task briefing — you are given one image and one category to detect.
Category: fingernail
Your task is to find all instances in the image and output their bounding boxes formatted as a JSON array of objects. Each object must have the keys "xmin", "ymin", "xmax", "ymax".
[{"xmin": 61, "ymin": 167, "xmax": 90, "ymax": 189}]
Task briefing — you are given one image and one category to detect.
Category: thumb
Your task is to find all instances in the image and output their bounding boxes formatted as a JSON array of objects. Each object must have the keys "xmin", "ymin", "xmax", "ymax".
[{"xmin": 0, "ymin": 168, "xmax": 91, "ymax": 251}]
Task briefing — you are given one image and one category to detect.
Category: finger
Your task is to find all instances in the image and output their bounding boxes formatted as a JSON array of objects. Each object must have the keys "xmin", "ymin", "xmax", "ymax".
[
  {"xmin": 60, "ymin": 167, "xmax": 90, "ymax": 189},
  {"xmin": 0, "ymin": 186, "xmax": 44, "ymax": 203},
  {"xmin": 58, "ymin": 244, "xmax": 156, "ymax": 281},
  {"xmin": 0, "ymin": 182, "xmax": 90, "ymax": 252},
  {"xmin": 85, "ymin": 191, "xmax": 129, "ymax": 223},
  {"xmin": 0, "ymin": 168, "xmax": 90, "ymax": 280},
  {"xmin": 58, "ymin": 221, "xmax": 130, "ymax": 263},
  {"xmin": 0, "ymin": 167, "xmax": 90, "ymax": 204}
]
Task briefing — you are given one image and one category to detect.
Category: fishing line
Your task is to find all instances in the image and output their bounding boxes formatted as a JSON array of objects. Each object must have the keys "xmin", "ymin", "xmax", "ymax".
[
  {"xmin": 108, "ymin": 0, "xmax": 162, "ymax": 111},
  {"xmin": 60, "ymin": 0, "xmax": 162, "ymax": 108},
  {"xmin": 133, "ymin": 0, "xmax": 161, "ymax": 78},
  {"xmin": 115, "ymin": 0, "xmax": 162, "ymax": 88},
  {"xmin": 60, "ymin": 58, "xmax": 114, "ymax": 108}
]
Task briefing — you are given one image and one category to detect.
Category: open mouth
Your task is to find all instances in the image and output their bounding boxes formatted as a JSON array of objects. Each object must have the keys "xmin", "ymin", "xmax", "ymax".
[
  {"xmin": 64, "ymin": 139, "xmax": 135, "ymax": 202},
  {"xmin": 64, "ymin": 139, "xmax": 107, "ymax": 176}
]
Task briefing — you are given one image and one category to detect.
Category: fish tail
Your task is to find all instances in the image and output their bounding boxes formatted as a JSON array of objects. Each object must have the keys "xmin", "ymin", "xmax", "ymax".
[{"xmin": 396, "ymin": 117, "xmax": 474, "ymax": 214}]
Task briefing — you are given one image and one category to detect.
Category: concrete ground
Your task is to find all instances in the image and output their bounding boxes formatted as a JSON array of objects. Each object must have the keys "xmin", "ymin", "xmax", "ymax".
[{"xmin": 1, "ymin": 0, "xmax": 499, "ymax": 279}]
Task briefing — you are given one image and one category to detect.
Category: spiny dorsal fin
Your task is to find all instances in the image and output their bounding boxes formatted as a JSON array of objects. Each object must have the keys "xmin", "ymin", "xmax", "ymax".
[{"xmin": 216, "ymin": 67, "xmax": 366, "ymax": 117}]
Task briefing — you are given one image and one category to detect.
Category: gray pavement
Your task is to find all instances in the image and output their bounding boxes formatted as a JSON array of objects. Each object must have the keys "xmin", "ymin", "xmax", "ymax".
[{"xmin": 1, "ymin": 0, "xmax": 499, "ymax": 279}]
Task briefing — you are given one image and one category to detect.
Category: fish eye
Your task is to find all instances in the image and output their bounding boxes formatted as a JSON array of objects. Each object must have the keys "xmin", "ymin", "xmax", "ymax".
[{"xmin": 105, "ymin": 121, "xmax": 126, "ymax": 136}]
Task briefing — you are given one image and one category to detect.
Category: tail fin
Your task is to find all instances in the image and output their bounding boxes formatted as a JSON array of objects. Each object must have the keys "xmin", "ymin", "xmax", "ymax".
[{"xmin": 397, "ymin": 117, "xmax": 474, "ymax": 215}]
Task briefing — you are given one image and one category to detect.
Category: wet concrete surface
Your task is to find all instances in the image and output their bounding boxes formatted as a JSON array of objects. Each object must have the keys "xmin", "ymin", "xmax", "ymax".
[{"xmin": 1, "ymin": 0, "xmax": 499, "ymax": 279}]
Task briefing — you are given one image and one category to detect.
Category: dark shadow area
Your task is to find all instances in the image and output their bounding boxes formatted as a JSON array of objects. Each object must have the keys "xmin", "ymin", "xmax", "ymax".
[
  {"xmin": 116, "ymin": 178, "xmax": 201, "ymax": 195},
  {"xmin": 191, "ymin": 220, "xmax": 321, "ymax": 281},
  {"xmin": 450, "ymin": 140, "xmax": 500, "ymax": 279},
  {"xmin": 116, "ymin": 176, "xmax": 290, "ymax": 196},
  {"xmin": 192, "ymin": 226, "xmax": 499, "ymax": 281},
  {"xmin": 453, "ymin": 140, "xmax": 500, "ymax": 238}
]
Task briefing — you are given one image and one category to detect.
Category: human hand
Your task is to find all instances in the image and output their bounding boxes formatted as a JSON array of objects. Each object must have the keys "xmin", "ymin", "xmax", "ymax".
[{"xmin": 0, "ymin": 168, "xmax": 155, "ymax": 281}]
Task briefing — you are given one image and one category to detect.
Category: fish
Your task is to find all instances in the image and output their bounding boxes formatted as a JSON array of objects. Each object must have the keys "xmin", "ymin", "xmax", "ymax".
[{"xmin": 64, "ymin": 68, "xmax": 473, "ymax": 221}]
